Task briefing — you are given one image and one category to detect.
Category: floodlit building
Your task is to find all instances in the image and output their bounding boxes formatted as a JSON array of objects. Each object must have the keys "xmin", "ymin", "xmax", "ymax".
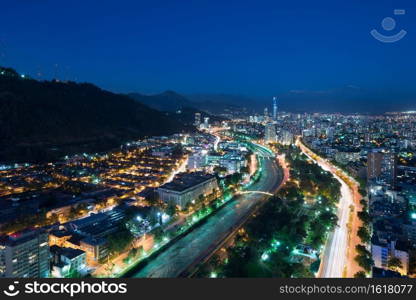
[
  {"xmin": 157, "ymin": 172, "xmax": 218, "ymax": 209},
  {"xmin": 272, "ymin": 97, "xmax": 278, "ymax": 121}
]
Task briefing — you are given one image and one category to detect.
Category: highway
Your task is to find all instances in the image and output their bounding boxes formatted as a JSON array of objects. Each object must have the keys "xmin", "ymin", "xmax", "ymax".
[
  {"xmin": 297, "ymin": 139, "xmax": 355, "ymax": 278},
  {"xmin": 128, "ymin": 144, "xmax": 283, "ymax": 278}
]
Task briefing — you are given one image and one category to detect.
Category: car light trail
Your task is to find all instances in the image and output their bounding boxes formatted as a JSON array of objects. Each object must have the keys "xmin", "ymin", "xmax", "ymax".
[{"xmin": 297, "ymin": 138, "xmax": 354, "ymax": 278}]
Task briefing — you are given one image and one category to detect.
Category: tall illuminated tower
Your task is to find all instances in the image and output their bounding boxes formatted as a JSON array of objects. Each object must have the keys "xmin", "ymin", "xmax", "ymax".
[{"xmin": 272, "ymin": 97, "xmax": 278, "ymax": 121}]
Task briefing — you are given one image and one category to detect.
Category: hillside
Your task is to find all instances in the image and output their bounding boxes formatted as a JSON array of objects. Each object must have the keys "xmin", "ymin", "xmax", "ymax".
[
  {"xmin": 0, "ymin": 67, "xmax": 192, "ymax": 163},
  {"xmin": 128, "ymin": 91, "xmax": 194, "ymax": 112}
]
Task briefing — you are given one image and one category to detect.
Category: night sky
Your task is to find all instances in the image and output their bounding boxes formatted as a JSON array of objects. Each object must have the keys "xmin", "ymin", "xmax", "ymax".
[{"xmin": 1, "ymin": 0, "xmax": 415, "ymax": 111}]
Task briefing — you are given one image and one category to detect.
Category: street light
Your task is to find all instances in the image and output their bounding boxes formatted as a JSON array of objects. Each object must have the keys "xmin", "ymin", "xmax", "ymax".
[{"xmin": 261, "ymin": 253, "xmax": 269, "ymax": 261}]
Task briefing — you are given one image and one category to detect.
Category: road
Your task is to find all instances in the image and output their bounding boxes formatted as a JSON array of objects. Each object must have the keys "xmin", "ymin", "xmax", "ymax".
[
  {"xmin": 128, "ymin": 145, "xmax": 283, "ymax": 278},
  {"xmin": 297, "ymin": 139, "xmax": 359, "ymax": 278}
]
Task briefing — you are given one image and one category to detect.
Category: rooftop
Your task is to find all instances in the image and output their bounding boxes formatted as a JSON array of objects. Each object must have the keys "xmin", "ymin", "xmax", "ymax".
[
  {"xmin": 158, "ymin": 172, "xmax": 216, "ymax": 192},
  {"xmin": 50, "ymin": 245, "xmax": 85, "ymax": 259}
]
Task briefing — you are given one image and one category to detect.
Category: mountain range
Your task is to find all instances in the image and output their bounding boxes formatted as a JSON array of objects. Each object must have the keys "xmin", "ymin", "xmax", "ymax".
[
  {"xmin": 128, "ymin": 92, "xmax": 227, "ymax": 124},
  {"xmin": 0, "ymin": 67, "xmax": 192, "ymax": 163}
]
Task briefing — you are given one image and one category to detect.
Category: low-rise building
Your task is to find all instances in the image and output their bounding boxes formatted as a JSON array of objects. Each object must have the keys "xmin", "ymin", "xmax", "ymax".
[
  {"xmin": 157, "ymin": 172, "xmax": 218, "ymax": 209},
  {"xmin": 50, "ymin": 245, "xmax": 87, "ymax": 278},
  {"xmin": 372, "ymin": 237, "xmax": 409, "ymax": 276}
]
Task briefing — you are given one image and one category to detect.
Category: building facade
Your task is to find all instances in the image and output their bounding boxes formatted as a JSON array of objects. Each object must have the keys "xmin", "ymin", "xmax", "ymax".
[
  {"xmin": 0, "ymin": 229, "xmax": 50, "ymax": 278},
  {"xmin": 157, "ymin": 172, "xmax": 218, "ymax": 209}
]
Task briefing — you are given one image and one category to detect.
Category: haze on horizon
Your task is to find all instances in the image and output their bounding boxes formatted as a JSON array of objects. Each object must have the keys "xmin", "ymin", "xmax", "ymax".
[{"xmin": 1, "ymin": 0, "xmax": 415, "ymax": 113}]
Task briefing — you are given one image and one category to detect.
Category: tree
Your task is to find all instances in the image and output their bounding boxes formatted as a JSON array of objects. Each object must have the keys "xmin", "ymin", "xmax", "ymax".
[
  {"xmin": 213, "ymin": 166, "xmax": 227, "ymax": 175},
  {"xmin": 357, "ymin": 211, "xmax": 371, "ymax": 224},
  {"xmin": 197, "ymin": 194, "xmax": 205, "ymax": 204},
  {"xmin": 152, "ymin": 227, "xmax": 164, "ymax": 243},
  {"xmin": 67, "ymin": 266, "xmax": 82, "ymax": 278},
  {"xmin": 128, "ymin": 247, "xmax": 139, "ymax": 259},
  {"xmin": 107, "ymin": 229, "xmax": 134, "ymax": 254},
  {"xmin": 359, "ymin": 199, "xmax": 368, "ymax": 208},
  {"xmin": 357, "ymin": 226, "xmax": 371, "ymax": 244},
  {"xmin": 388, "ymin": 257, "xmax": 403, "ymax": 271},
  {"xmin": 145, "ymin": 192, "xmax": 159, "ymax": 206},
  {"xmin": 166, "ymin": 203, "xmax": 177, "ymax": 217},
  {"xmin": 354, "ymin": 254, "xmax": 374, "ymax": 272},
  {"xmin": 355, "ymin": 244, "xmax": 371, "ymax": 257},
  {"xmin": 240, "ymin": 166, "xmax": 249, "ymax": 174},
  {"xmin": 354, "ymin": 271, "xmax": 367, "ymax": 278}
]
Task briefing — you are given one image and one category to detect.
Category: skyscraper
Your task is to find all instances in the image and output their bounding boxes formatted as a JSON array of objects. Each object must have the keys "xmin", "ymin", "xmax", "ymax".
[
  {"xmin": 272, "ymin": 97, "xmax": 278, "ymax": 121},
  {"xmin": 367, "ymin": 151, "xmax": 383, "ymax": 180}
]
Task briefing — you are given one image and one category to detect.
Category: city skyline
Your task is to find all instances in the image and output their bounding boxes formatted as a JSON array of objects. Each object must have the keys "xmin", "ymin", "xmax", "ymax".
[{"xmin": 1, "ymin": 0, "xmax": 416, "ymax": 111}]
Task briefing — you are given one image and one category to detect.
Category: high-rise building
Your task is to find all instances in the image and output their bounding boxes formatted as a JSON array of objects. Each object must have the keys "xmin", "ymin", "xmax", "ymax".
[
  {"xmin": 272, "ymin": 97, "xmax": 278, "ymax": 121},
  {"xmin": 381, "ymin": 152, "xmax": 398, "ymax": 188},
  {"xmin": 187, "ymin": 153, "xmax": 206, "ymax": 170},
  {"xmin": 203, "ymin": 117, "xmax": 210, "ymax": 129},
  {"xmin": 264, "ymin": 107, "xmax": 268, "ymax": 120},
  {"xmin": 367, "ymin": 150, "xmax": 398, "ymax": 187},
  {"xmin": 367, "ymin": 151, "xmax": 383, "ymax": 180},
  {"xmin": 326, "ymin": 127, "xmax": 335, "ymax": 139},
  {"xmin": 279, "ymin": 130, "xmax": 293, "ymax": 145},
  {"xmin": 194, "ymin": 112, "xmax": 201, "ymax": 127},
  {"xmin": 0, "ymin": 229, "xmax": 50, "ymax": 278},
  {"xmin": 264, "ymin": 123, "xmax": 276, "ymax": 143}
]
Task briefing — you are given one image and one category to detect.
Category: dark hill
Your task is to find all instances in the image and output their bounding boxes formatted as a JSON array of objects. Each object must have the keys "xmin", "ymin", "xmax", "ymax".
[
  {"xmin": 0, "ymin": 67, "xmax": 192, "ymax": 163},
  {"xmin": 128, "ymin": 91, "xmax": 193, "ymax": 112},
  {"xmin": 128, "ymin": 91, "xmax": 227, "ymax": 125}
]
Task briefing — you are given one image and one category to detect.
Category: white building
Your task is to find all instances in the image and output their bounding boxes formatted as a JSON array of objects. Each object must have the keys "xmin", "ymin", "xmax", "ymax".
[
  {"xmin": 50, "ymin": 246, "xmax": 87, "ymax": 278},
  {"xmin": 157, "ymin": 172, "xmax": 218, "ymax": 209},
  {"xmin": 372, "ymin": 239, "xmax": 409, "ymax": 276},
  {"xmin": 220, "ymin": 153, "xmax": 247, "ymax": 174}
]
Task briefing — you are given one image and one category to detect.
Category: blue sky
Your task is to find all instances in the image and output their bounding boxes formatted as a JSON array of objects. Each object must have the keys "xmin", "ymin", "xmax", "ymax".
[{"xmin": 1, "ymin": 0, "xmax": 415, "ymax": 107}]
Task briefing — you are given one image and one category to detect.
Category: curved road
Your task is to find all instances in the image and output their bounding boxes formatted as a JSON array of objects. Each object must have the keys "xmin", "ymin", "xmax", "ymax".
[
  {"xmin": 129, "ymin": 146, "xmax": 283, "ymax": 278},
  {"xmin": 297, "ymin": 139, "xmax": 355, "ymax": 278}
]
